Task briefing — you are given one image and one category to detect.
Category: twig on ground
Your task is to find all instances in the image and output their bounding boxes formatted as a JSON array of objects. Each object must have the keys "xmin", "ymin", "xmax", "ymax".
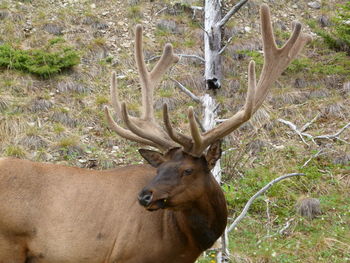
[
  {"xmin": 155, "ymin": 7, "xmax": 167, "ymax": 16},
  {"xmin": 302, "ymin": 149, "xmax": 323, "ymax": 168},
  {"xmin": 300, "ymin": 114, "xmax": 319, "ymax": 132},
  {"xmin": 278, "ymin": 119, "xmax": 314, "ymax": 145},
  {"xmin": 314, "ymin": 122, "xmax": 350, "ymax": 143},
  {"xmin": 228, "ymin": 173, "xmax": 305, "ymax": 233},
  {"xmin": 257, "ymin": 218, "xmax": 295, "ymax": 245},
  {"xmin": 279, "ymin": 119, "xmax": 350, "ymax": 145}
]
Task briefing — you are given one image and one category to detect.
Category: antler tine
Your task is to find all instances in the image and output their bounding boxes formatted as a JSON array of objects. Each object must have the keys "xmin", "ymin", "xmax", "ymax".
[
  {"xmin": 110, "ymin": 71, "xmax": 122, "ymax": 119},
  {"xmin": 104, "ymin": 72, "xmax": 160, "ymax": 147},
  {"xmin": 188, "ymin": 107, "xmax": 203, "ymax": 154},
  {"xmin": 150, "ymin": 44, "xmax": 179, "ymax": 85},
  {"xmin": 134, "ymin": 25, "xmax": 179, "ymax": 121},
  {"xmin": 105, "ymin": 25, "xmax": 179, "ymax": 151},
  {"xmin": 254, "ymin": 4, "xmax": 311, "ymax": 110},
  {"xmin": 104, "ymin": 106, "xmax": 159, "ymax": 148},
  {"xmin": 187, "ymin": 4, "xmax": 311, "ymax": 156},
  {"xmin": 120, "ymin": 102, "xmax": 175, "ymax": 151},
  {"xmin": 163, "ymin": 104, "xmax": 193, "ymax": 152}
]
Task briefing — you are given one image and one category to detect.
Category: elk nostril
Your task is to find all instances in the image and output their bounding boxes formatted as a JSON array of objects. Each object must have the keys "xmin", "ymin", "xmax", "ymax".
[
  {"xmin": 138, "ymin": 190, "xmax": 153, "ymax": 207},
  {"xmin": 143, "ymin": 194, "xmax": 152, "ymax": 203}
]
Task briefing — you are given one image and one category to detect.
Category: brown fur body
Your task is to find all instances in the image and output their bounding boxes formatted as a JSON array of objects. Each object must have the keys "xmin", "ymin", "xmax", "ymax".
[{"xmin": 0, "ymin": 157, "xmax": 227, "ymax": 263}]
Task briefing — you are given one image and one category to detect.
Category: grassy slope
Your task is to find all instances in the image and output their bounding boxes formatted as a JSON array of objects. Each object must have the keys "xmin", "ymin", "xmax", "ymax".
[{"xmin": 0, "ymin": 0, "xmax": 349, "ymax": 262}]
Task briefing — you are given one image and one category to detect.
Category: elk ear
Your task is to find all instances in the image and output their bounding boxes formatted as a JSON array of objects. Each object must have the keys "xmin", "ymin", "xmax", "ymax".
[
  {"xmin": 139, "ymin": 149, "xmax": 166, "ymax": 168},
  {"xmin": 205, "ymin": 140, "xmax": 222, "ymax": 170}
]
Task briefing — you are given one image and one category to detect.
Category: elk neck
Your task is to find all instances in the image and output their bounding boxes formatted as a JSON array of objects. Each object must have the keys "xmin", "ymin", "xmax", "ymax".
[{"xmin": 165, "ymin": 175, "xmax": 227, "ymax": 251}]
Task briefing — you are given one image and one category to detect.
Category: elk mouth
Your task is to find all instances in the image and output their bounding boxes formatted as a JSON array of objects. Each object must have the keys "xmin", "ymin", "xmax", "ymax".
[{"xmin": 146, "ymin": 198, "xmax": 168, "ymax": 211}]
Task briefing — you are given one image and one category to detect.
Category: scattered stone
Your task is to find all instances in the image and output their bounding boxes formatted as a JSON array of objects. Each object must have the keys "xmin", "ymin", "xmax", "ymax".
[
  {"xmin": 28, "ymin": 98, "xmax": 53, "ymax": 113},
  {"xmin": 332, "ymin": 153, "xmax": 350, "ymax": 165},
  {"xmin": 308, "ymin": 89, "xmax": 329, "ymax": 99},
  {"xmin": 20, "ymin": 135, "xmax": 48, "ymax": 150},
  {"xmin": 274, "ymin": 20, "xmax": 287, "ymax": 31},
  {"xmin": 0, "ymin": 10, "xmax": 9, "ymax": 20},
  {"xmin": 92, "ymin": 21, "xmax": 109, "ymax": 30},
  {"xmin": 156, "ymin": 19, "xmax": 179, "ymax": 33},
  {"xmin": 343, "ymin": 81, "xmax": 350, "ymax": 95},
  {"xmin": 322, "ymin": 103, "xmax": 346, "ymax": 120},
  {"xmin": 154, "ymin": 97, "xmax": 179, "ymax": 111},
  {"xmin": 82, "ymin": 16, "xmax": 95, "ymax": 25},
  {"xmin": 308, "ymin": 1, "xmax": 321, "ymax": 9},
  {"xmin": 247, "ymin": 139, "xmax": 266, "ymax": 155},
  {"xmin": 166, "ymin": 3, "xmax": 192, "ymax": 16},
  {"xmin": 294, "ymin": 78, "xmax": 307, "ymax": 89},
  {"xmin": 0, "ymin": 97, "xmax": 9, "ymax": 111},
  {"xmin": 296, "ymin": 197, "xmax": 321, "ymax": 219},
  {"xmin": 43, "ymin": 23, "xmax": 64, "ymax": 35},
  {"xmin": 318, "ymin": 15, "xmax": 331, "ymax": 27},
  {"xmin": 127, "ymin": 0, "xmax": 140, "ymax": 5},
  {"xmin": 226, "ymin": 79, "xmax": 240, "ymax": 97},
  {"xmin": 244, "ymin": 26, "xmax": 251, "ymax": 33},
  {"xmin": 51, "ymin": 111, "xmax": 77, "ymax": 127},
  {"xmin": 57, "ymin": 80, "xmax": 90, "ymax": 93}
]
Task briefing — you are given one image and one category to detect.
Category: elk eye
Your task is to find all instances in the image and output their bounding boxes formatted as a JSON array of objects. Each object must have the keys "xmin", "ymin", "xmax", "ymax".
[{"xmin": 183, "ymin": 168, "xmax": 193, "ymax": 176}]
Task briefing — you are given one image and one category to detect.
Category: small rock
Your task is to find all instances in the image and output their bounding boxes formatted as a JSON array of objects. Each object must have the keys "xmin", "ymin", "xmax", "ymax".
[
  {"xmin": 308, "ymin": 1, "xmax": 321, "ymax": 9},
  {"xmin": 296, "ymin": 197, "xmax": 321, "ymax": 219},
  {"xmin": 292, "ymin": 4, "xmax": 298, "ymax": 9},
  {"xmin": 43, "ymin": 23, "xmax": 64, "ymax": 35},
  {"xmin": 274, "ymin": 20, "xmax": 287, "ymax": 31},
  {"xmin": 343, "ymin": 81, "xmax": 350, "ymax": 94},
  {"xmin": 0, "ymin": 10, "xmax": 9, "ymax": 20},
  {"xmin": 318, "ymin": 15, "xmax": 331, "ymax": 27},
  {"xmin": 308, "ymin": 89, "xmax": 329, "ymax": 99},
  {"xmin": 156, "ymin": 19, "xmax": 180, "ymax": 34},
  {"xmin": 333, "ymin": 153, "xmax": 350, "ymax": 165},
  {"xmin": 294, "ymin": 78, "xmax": 307, "ymax": 89},
  {"xmin": 244, "ymin": 26, "xmax": 251, "ymax": 33},
  {"xmin": 90, "ymin": 3, "xmax": 96, "ymax": 8}
]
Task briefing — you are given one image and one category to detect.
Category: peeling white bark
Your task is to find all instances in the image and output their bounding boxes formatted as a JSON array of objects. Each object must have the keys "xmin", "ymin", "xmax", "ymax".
[{"xmin": 204, "ymin": 0, "xmax": 222, "ymax": 90}]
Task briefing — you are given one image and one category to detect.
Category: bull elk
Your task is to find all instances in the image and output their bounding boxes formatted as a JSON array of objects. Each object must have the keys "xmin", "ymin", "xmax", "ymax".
[{"xmin": 0, "ymin": 5, "xmax": 310, "ymax": 263}]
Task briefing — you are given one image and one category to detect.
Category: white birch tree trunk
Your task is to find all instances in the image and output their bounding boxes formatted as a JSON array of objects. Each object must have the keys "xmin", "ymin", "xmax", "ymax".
[{"xmin": 204, "ymin": 0, "xmax": 222, "ymax": 90}]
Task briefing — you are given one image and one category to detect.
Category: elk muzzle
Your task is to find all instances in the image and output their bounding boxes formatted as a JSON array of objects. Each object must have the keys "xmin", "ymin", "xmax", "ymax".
[{"xmin": 138, "ymin": 188, "xmax": 168, "ymax": 211}]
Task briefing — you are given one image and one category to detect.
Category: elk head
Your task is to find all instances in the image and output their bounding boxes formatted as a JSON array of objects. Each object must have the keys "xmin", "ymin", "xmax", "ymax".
[
  {"xmin": 104, "ymin": 5, "xmax": 311, "ymax": 211},
  {"xmin": 137, "ymin": 142, "xmax": 221, "ymax": 211}
]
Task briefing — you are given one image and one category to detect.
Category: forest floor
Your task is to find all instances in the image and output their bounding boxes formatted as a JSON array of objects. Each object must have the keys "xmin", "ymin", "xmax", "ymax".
[{"xmin": 0, "ymin": 0, "xmax": 349, "ymax": 262}]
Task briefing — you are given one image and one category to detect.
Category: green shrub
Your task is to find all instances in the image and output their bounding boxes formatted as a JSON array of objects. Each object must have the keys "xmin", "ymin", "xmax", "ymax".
[
  {"xmin": 0, "ymin": 42, "xmax": 80, "ymax": 78},
  {"xmin": 316, "ymin": 3, "xmax": 350, "ymax": 54}
]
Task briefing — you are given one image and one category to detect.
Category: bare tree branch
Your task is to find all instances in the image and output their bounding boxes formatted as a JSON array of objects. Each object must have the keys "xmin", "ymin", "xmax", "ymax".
[
  {"xmin": 217, "ymin": 0, "xmax": 249, "ymax": 27},
  {"xmin": 228, "ymin": 173, "xmax": 305, "ymax": 233},
  {"xmin": 147, "ymin": 54, "xmax": 205, "ymax": 63},
  {"xmin": 219, "ymin": 34, "xmax": 235, "ymax": 55},
  {"xmin": 170, "ymin": 77, "xmax": 201, "ymax": 103}
]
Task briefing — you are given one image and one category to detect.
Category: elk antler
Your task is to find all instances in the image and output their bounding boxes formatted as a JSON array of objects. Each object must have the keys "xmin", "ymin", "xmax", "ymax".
[
  {"xmin": 104, "ymin": 25, "xmax": 179, "ymax": 151},
  {"xmin": 163, "ymin": 4, "xmax": 312, "ymax": 156}
]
